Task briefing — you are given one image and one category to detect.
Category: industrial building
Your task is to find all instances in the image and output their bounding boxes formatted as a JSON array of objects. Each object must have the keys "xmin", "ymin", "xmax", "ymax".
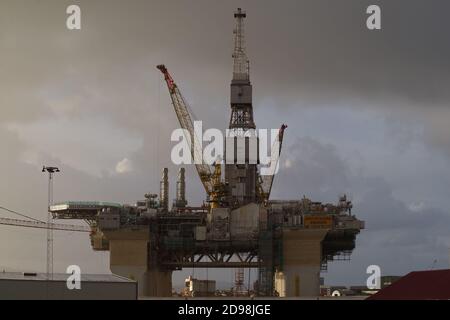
[
  {"xmin": 320, "ymin": 276, "xmax": 402, "ymax": 297},
  {"xmin": 39, "ymin": 8, "xmax": 364, "ymax": 298},
  {"xmin": 0, "ymin": 272, "xmax": 137, "ymax": 300},
  {"xmin": 183, "ymin": 276, "xmax": 216, "ymax": 297}
]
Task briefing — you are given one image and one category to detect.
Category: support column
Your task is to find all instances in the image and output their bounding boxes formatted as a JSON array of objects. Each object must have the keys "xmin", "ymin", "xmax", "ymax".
[
  {"xmin": 274, "ymin": 229, "xmax": 328, "ymax": 297},
  {"xmin": 145, "ymin": 269, "xmax": 173, "ymax": 297},
  {"xmin": 104, "ymin": 228, "xmax": 172, "ymax": 297}
]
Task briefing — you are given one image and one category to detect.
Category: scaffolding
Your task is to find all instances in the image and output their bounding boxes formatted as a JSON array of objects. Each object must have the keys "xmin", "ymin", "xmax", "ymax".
[
  {"xmin": 321, "ymin": 250, "xmax": 353, "ymax": 271},
  {"xmin": 234, "ymin": 268, "xmax": 245, "ymax": 295},
  {"xmin": 257, "ymin": 212, "xmax": 282, "ymax": 297}
]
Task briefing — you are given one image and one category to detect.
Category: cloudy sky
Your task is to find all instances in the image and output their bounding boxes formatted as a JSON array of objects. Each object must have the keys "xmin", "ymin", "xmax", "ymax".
[{"xmin": 1, "ymin": 0, "xmax": 449, "ymax": 287}]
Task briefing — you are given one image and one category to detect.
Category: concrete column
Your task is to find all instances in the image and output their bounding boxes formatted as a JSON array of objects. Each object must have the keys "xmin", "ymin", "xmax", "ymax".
[
  {"xmin": 104, "ymin": 229, "xmax": 172, "ymax": 297},
  {"xmin": 145, "ymin": 269, "xmax": 173, "ymax": 297},
  {"xmin": 274, "ymin": 229, "xmax": 328, "ymax": 297}
]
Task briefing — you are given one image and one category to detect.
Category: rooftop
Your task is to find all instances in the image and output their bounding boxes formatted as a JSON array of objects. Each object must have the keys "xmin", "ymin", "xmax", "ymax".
[
  {"xmin": 368, "ymin": 269, "xmax": 450, "ymax": 300},
  {"xmin": 50, "ymin": 201, "xmax": 123, "ymax": 211},
  {"xmin": 0, "ymin": 272, "xmax": 134, "ymax": 283}
]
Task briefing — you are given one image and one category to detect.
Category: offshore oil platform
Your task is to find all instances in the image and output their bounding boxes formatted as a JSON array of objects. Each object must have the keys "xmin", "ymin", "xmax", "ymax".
[{"xmin": 49, "ymin": 8, "xmax": 364, "ymax": 297}]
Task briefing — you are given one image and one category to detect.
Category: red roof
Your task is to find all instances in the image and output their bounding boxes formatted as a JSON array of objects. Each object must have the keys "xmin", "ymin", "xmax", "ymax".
[{"xmin": 367, "ymin": 269, "xmax": 450, "ymax": 300}]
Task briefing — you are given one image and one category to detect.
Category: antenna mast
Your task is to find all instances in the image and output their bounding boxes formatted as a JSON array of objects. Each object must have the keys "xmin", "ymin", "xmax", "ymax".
[{"xmin": 233, "ymin": 8, "xmax": 249, "ymax": 81}]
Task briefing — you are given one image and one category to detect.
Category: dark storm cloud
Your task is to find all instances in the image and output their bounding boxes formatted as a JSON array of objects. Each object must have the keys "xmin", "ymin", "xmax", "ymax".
[
  {"xmin": 277, "ymin": 136, "xmax": 450, "ymax": 236},
  {"xmin": 3, "ymin": 0, "xmax": 449, "ymax": 118},
  {"xmin": 2, "ymin": 0, "xmax": 449, "ymax": 155},
  {"xmin": 191, "ymin": 0, "xmax": 450, "ymax": 110},
  {"xmin": 272, "ymin": 136, "xmax": 351, "ymax": 201},
  {"xmin": 275, "ymin": 137, "xmax": 450, "ymax": 283}
]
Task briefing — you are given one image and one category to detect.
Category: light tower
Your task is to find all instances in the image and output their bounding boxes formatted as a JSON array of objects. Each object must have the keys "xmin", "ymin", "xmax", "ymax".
[
  {"xmin": 225, "ymin": 8, "xmax": 258, "ymax": 206},
  {"xmin": 42, "ymin": 166, "xmax": 60, "ymax": 280}
]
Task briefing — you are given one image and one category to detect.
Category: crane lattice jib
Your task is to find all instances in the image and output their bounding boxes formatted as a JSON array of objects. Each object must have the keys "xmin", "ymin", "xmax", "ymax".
[
  {"xmin": 259, "ymin": 124, "xmax": 288, "ymax": 200},
  {"xmin": 0, "ymin": 217, "xmax": 91, "ymax": 232},
  {"xmin": 157, "ymin": 65, "xmax": 213, "ymax": 195}
]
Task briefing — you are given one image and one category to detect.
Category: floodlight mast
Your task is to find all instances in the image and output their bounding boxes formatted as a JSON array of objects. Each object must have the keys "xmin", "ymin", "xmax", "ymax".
[{"xmin": 42, "ymin": 166, "xmax": 60, "ymax": 281}]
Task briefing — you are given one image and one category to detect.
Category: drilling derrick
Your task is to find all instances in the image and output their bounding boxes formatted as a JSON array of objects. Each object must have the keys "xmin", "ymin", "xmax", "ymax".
[{"xmin": 225, "ymin": 8, "xmax": 258, "ymax": 206}]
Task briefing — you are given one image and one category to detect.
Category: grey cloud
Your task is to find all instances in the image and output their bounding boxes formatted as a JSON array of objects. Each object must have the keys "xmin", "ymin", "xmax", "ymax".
[
  {"xmin": 2, "ymin": 0, "xmax": 450, "ymax": 157},
  {"xmin": 272, "ymin": 136, "xmax": 351, "ymax": 202},
  {"xmin": 276, "ymin": 136, "xmax": 450, "ymax": 283}
]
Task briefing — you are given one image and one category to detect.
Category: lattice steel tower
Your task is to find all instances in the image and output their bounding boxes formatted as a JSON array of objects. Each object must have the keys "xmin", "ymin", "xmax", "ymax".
[
  {"xmin": 225, "ymin": 8, "xmax": 258, "ymax": 206},
  {"xmin": 229, "ymin": 8, "xmax": 255, "ymax": 130}
]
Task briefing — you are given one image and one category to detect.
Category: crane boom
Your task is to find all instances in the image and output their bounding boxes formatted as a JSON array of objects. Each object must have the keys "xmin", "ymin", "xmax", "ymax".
[
  {"xmin": 259, "ymin": 124, "xmax": 287, "ymax": 201},
  {"xmin": 157, "ymin": 65, "xmax": 214, "ymax": 195},
  {"xmin": 0, "ymin": 217, "xmax": 91, "ymax": 232}
]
